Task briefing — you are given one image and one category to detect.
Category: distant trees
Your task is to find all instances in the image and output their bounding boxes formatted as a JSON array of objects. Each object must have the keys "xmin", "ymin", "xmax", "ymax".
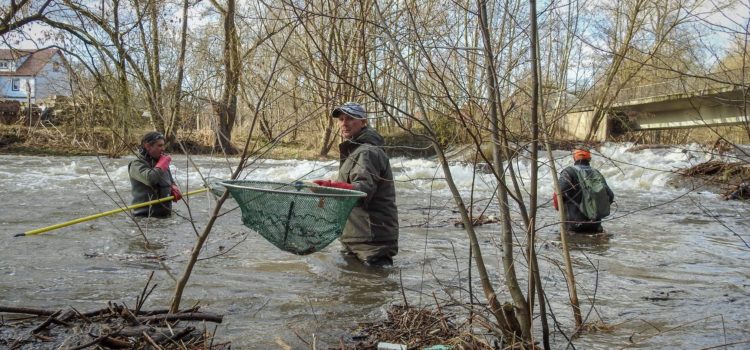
[{"xmin": 4, "ymin": 0, "xmax": 746, "ymax": 150}]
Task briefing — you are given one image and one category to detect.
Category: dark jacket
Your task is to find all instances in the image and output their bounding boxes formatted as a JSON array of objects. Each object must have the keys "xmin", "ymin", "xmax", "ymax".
[
  {"xmin": 559, "ymin": 160, "xmax": 614, "ymax": 232},
  {"xmin": 129, "ymin": 152, "xmax": 174, "ymax": 217},
  {"xmin": 337, "ymin": 127, "xmax": 399, "ymax": 243}
]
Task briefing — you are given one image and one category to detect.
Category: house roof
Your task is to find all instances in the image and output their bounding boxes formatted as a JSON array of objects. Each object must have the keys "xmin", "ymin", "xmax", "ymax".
[
  {"xmin": 0, "ymin": 48, "xmax": 61, "ymax": 76},
  {"xmin": 0, "ymin": 49, "xmax": 30, "ymax": 60}
]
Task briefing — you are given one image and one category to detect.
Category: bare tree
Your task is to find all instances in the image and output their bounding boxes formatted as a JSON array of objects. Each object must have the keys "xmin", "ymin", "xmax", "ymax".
[
  {"xmin": 0, "ymin": 0, "xmax": 53, "ymax": 37},
  {"xmin": 582, "ymin": 0, "xmax": 704, "ymax": 141},
  {"xmin": 210, "ymin": 0, "xmax": 240, "ymax": 153}
]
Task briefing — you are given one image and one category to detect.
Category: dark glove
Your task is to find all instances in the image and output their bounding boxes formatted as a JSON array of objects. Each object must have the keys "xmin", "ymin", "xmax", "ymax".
[
  {"xmin": 553, "ymin": 192, "xmax": 559, "ymax": 211},
  {"xmin": 155, "ymin": 154, "xmax": 172, "ymax": 171},
  {"xmin": 170, "ymin": 184, "xmax": 182, "ymax": 202},
  {"xmin": 312, "ymin": 179, "xmax": 354, "ymax": 190}
]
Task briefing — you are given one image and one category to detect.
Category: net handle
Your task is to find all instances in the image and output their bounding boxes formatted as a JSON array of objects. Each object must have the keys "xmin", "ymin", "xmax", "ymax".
[{"xmin": 219, "ymin": 181, "xmax": 366, "ymax": 198}]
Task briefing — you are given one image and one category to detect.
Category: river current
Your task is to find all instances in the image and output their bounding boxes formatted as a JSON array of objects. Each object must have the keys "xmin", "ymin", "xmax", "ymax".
[{"xmin": 1, "ymin": 143, "xmax": 749, "ymax": 349}]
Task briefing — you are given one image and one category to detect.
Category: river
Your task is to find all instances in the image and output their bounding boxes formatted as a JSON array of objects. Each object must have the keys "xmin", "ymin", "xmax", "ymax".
[{"xmin": 1, "ymin": 143, "xmax": 748, "ymax": 349}]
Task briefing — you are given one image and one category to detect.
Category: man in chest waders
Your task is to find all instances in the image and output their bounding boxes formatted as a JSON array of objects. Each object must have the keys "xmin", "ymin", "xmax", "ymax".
[
  {"xmin": 555, "ymin": 148, "xmax": 614, "ymax": 233},
  {"xmin": 313, "ymin": 102, "xmax": 399, "ymax": 266},
  {"xmin": 129, "ymin": 132, "xmax": 182, "ymax": 218}
]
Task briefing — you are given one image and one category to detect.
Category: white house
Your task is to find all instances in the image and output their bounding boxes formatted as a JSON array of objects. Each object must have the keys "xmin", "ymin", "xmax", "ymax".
[{"xmin": 0, "ymin": 48, "xmax": 73, "ymax": 103}]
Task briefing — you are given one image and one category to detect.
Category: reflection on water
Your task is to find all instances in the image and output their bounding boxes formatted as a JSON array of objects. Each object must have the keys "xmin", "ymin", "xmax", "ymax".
[{"xmin": 1, "ymin": 151, "xmax": 749, "ymax": 349}]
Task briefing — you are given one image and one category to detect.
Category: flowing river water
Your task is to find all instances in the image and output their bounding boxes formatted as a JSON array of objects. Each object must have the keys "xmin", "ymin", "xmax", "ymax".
[{"xmin": 1, "ymin": 143, "xmax": 749, "ymax": 349}]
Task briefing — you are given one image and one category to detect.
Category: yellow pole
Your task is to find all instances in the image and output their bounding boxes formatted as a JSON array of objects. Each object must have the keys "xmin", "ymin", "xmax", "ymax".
[{"xmin": 14, "ymin": 188, "xmax": 209, "ymax": 237}]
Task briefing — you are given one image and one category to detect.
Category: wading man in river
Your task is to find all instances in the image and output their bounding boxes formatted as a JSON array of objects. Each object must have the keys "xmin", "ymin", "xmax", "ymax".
[
  {"xmin": 556, "ymin": 148, "xmax": 614, "ymax": 233},
  {"xmin": 129, "ymin": 131, "xmax": 182, "ymax": 218},
  {"xmin": 313, "ymin": 102, "xmax": 399, "ymax": 266}
]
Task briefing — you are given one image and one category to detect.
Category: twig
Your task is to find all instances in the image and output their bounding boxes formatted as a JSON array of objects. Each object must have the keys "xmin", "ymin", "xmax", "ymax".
[
  {"xmin": 69, "ymin": 307, "xmax": 92, "ymax": 324},
  {"xmin": 31, "ymin": 309, "xmax": 62, "ymax": 334},
  {"xmin": 136, "ymin": 271, "xmax": 156, "ymax": 314},
  {"xmin": 137, "ymin": 312, "xmax": 223, "ymax": 324},
  {"xmin": 275, "ymin": 336, "xmax": 293, "ymax": 350},
  {"xmin": 431, "ymin": 292, "xmax": 450, "ymax": 332},
  {"xmin": 121, "ymin": 306, "xmax": 142, "ymax": 326},
  {"xmin": 82, "ymin": 307, "xmax": 113, "ymax": 318},
  {"xmin": 68, "ymin": 326, "xmax": 124, "ymax": 350},
  {"xmin": 697, "ymin": 339, "xmax": 750, "ymax": 350},
  {"xmin": 143, "ymin": 330, "xmax": 163, "ymax": 350},
  {"xmin": 154, "ymin": 326, "xmax": 195, "ymax": 345},
  {"xmin": 399, "ymin": 268, "xmax": 409, "ymax": 308}
]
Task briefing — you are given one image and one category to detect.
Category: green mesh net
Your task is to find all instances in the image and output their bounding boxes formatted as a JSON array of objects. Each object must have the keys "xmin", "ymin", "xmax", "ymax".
[{"xmin": 213, "ymin": 180, "xmax": 365, "ymax": 255}]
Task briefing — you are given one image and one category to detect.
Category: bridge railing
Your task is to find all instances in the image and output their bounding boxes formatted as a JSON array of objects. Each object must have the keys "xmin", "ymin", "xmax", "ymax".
[{"xmin": 614, "ymin": 69, "xmax": 750, "ymax": 103}]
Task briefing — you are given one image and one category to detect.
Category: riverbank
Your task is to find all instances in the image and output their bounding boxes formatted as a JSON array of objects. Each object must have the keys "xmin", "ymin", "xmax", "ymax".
[
  {"xmin": 0, "ymin": 124, "xmax": 589, "ymax": 161},
  {"xmin": 0, "ymin": 125, "xmax": 331, "ymax": 159},
  {"xmin": 0, "ymin": 125, "xmax": 439, "ymax": 160}
]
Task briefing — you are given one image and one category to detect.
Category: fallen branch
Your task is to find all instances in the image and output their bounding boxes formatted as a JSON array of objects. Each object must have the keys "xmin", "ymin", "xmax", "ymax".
[
  {"xmin": 31, "ymin": 310, "xmax": 63, "ymax": 334},
  {"xmin": 137, "ymin": 312, "xmax": 223, "ymax": 324},
  {"xmin": 0, "ymin": 306, "xmax": 57, "ymax": 317}
]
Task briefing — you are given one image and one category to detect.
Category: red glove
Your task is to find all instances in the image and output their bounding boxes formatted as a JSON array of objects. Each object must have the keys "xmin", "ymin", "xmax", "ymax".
[
  {"xmin": 553, "ymin": 192, "xmax": 559, "ymax": 211},
  {"xmin": 155, "ymin": 154, "xmax": 172, "ymax": 171},
  {"xmin": 312, "ymin": 179, "xmax": 354, "ymax": 190},
  {"xmin": 170, "ymin": 184, "xmax": 182, "ymax": 202}
]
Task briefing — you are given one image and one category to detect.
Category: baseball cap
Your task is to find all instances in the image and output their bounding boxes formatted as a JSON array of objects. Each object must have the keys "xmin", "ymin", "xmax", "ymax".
[{"xmin": 331, "ymin": 102, "xmax": 366, "ymax": 119}]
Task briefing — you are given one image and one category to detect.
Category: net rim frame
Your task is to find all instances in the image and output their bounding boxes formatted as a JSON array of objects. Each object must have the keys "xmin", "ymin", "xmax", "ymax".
[{"xmin": 219, "ymin": 180, "xmax": 366, "ymax": 198}]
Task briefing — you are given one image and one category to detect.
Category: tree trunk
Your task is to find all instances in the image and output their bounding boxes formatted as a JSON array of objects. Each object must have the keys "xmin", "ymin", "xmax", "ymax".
[
  {"xmin": 167, "ymin": 0, "xmax": 190, "ymax": 143},
  {"xmin": 214, "ymin": 0, "xmax": 240, "ymax": 154},
  {"xmin": 477, "ymin": 0, "xmax": 530, "ymax": 339}
]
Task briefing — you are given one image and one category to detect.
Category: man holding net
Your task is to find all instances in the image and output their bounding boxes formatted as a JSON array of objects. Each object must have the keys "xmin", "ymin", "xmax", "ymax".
[
  {"xmin": 313, "ymin": 102, "xmax": 399, "ymax": 266},
  {"xmin": 129, "ymin": 131, "xmax": 182, "ymax": 218}
]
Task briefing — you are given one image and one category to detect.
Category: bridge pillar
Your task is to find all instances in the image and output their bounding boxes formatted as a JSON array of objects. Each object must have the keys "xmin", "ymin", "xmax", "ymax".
[{"xmin": 556, "ymin": 108, "xmax": 608, "ymax": 141}]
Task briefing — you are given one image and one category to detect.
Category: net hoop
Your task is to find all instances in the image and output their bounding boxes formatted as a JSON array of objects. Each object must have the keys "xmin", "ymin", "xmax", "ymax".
[
  {"xmin": 210, "ymin": 180, "xmax": 366, "ymax": 255},
  {"xmin": 219, "ymin": 180, "xmax": 366, "ymax": 198}
]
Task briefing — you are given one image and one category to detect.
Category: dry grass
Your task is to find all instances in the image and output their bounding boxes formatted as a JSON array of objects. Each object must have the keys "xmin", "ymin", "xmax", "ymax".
[
  {"xmin": 340, "ymin": 304, "xmax": 510, "ymax": 350},
  {"xmin": 0, "ymin": 124, "xmax": 335, "ymax": 159}
]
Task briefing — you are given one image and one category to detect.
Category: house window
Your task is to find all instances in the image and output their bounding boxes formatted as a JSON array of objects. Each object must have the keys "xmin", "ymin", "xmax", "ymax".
[
  {"xmin": 0, "ymin": 61, "xmax": 9, "ymax": 70},
  {"xmin": 11, "ymin": 78, "xmax": 20, "ymax": 91}
]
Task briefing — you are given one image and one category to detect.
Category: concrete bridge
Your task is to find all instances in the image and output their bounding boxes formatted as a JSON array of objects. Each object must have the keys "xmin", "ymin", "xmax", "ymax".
[{"xmin": 557, "ymin": 70, "xmax": 750, "ymax": 141}]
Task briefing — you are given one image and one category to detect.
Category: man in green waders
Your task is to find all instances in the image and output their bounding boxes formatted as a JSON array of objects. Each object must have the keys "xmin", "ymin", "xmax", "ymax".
[
  {"xmin": 129, "ymin": 132, "xmax": 182, "ymax": 218},
  {"xmin": 313, "ymin": 102, "xmax": 399, "ymax": 266}
]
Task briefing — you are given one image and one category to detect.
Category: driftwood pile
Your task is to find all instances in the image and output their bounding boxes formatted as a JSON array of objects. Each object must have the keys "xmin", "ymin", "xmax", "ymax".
[
  {"xmin": 345, "ymin": 304, "xmax": 498, "ymax": 350},
  {"xmin": 678, "ymin": 160, "xmax": 750, "ymax": 199},
  {"xmin": 0, "ymin": 303, "xmax": 226, "ymax": 350},
  {"xmin": 678, "ymin": 160, "xmax": 746, "ymax": 177}
]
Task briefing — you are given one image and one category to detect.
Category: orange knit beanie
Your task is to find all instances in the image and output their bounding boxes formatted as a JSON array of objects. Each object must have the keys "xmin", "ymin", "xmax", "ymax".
[{"xmin": 573, "ymin": 149, "xmax": 592, "ymax": 161}]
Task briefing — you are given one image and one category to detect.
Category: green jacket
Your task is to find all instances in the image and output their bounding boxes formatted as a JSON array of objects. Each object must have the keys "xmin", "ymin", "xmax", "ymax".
[
  {"xmin": 129, "ymin": 152, "xmax": 174, "ymax": 217},
  {"xmin": 337, "ymin": 127, "xmax": 399, "ymax": 243}
]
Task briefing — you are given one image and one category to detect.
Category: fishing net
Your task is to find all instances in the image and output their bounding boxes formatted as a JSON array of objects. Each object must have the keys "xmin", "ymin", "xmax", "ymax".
[{"xmin": 210, "ymin": 180, "xmax": 365, "ymax": 255}]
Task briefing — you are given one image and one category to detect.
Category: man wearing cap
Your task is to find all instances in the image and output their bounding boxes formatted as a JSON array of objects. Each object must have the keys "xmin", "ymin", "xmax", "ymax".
[
  {"xmin": 129, "ymin": 131, "xmax": 182, "ymax": 218},
  {"xmin": 313, "ymin": 102, "xmax": 399, "ymax": 266},
  {"xmin": 556, "ymin": 148, "xmax": 614, "ymax": 233}
]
